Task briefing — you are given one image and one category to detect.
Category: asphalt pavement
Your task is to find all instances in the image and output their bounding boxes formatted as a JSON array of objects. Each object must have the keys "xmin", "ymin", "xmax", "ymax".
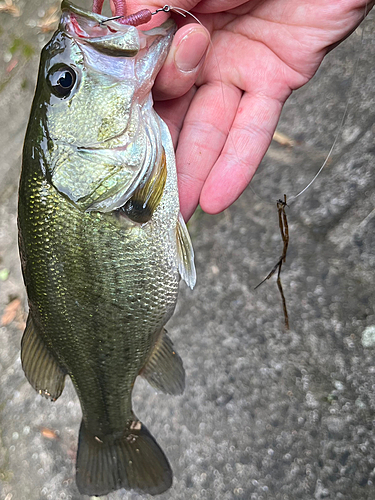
[{"xmin": 0, "ymin": 2, "xmax": 375, "ymax": 499}]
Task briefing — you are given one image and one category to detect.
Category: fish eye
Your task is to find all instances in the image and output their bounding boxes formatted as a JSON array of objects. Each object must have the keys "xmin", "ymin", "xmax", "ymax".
[{"xmin": 47, "ymin": 65, "xmax": 77, "ymax": 98}]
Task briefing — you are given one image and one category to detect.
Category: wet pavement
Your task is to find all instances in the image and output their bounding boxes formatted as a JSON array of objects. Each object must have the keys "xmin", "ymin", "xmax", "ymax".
[{"xmin": 0, "ymin": 2, "xmax": 375, "ymax": 500}]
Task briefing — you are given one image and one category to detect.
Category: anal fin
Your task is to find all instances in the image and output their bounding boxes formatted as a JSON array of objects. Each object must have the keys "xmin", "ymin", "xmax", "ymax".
[
  {"xmin": 140, "ymin": 329, "xmax": 185, "ymax": 395},
  {"xmin": 21, "ymin": 314, "xmax": 66, "ymax": 401}
]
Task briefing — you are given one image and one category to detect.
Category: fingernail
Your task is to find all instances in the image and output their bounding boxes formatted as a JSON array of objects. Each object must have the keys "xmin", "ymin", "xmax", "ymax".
[{"xmin": 175, "ymin": 28, "xmax": 210, "ymax": 72}]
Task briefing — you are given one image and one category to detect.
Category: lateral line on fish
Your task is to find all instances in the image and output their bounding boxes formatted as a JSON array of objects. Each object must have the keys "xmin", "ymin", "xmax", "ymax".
[{"xmin": 20, "ymin": 2, "xmax": 185, "ymax": 494}]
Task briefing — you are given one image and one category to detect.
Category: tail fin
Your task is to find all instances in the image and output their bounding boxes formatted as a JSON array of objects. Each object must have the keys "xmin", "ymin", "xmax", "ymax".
[{"xmin": 76, "ymin": 420, "xmax": 172, "ymax": 496}]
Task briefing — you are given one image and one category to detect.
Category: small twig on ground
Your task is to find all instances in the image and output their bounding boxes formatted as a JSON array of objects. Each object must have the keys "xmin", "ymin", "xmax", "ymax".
[{"xmin": 255, "ymin": 194, "xmax": 290, "ymax": 329}]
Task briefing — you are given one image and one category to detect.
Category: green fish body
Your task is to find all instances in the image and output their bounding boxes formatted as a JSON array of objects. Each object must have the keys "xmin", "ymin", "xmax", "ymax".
[{"xmin": 18, "ymin": 1, "xmax": 195, "ymax": 496}]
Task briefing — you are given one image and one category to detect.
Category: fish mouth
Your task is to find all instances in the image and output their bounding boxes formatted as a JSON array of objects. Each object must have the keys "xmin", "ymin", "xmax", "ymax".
[
  {"xmin": 60, "ymin": 0, "xmax": 176, "ymax": 57},
  {"xmin": 55, "ymin": 0, "xmax": 176, "ymax": 156}
]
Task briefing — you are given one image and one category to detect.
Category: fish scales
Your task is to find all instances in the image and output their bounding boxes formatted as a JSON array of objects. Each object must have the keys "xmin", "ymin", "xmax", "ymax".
[
  {"xmin": 19, "ymin": 168, "xmax": 179, "ymax": 433},
  {"xmin": 18, "ymin": 0, "xmax": 195, "ymax": 496}
]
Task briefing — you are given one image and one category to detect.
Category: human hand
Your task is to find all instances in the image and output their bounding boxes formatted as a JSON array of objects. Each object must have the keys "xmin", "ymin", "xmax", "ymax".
[{"xmin": 125, "ymin": 0, "xmax": 373, "ymax": 220}]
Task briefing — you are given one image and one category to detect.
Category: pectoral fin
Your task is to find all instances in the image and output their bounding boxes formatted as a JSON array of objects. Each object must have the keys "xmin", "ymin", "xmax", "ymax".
[
  {"xmin": 176, "ymin": 212, "xmax": 196, "ymax": 289},
  {"xmin": 140, "ymin": 329, "xmax": 185, "ymax": 395},
  {"xmin": 21, "ymin": 314, "xmax": 66, "ymax": 401},
  {"xmin": 119, "ymin": 149, "xmax": 167, "ymax": 223}
]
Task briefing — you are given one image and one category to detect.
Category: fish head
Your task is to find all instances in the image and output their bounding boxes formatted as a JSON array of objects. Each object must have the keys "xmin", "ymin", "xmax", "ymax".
[{"xmin": 26, "ymin": 0, "xmax": 176, "ymax": 212}]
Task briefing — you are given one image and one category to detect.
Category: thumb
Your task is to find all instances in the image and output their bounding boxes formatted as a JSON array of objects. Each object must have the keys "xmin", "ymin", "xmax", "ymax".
[{"xmin": 153, "ymin": 24, "xmax": 210, "ymax": 101}]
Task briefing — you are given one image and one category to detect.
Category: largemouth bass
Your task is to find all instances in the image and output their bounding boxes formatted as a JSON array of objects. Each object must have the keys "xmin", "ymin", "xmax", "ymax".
[{"xmin": 18, "ymin": 0, "xmax": 196, "ymax": 496}]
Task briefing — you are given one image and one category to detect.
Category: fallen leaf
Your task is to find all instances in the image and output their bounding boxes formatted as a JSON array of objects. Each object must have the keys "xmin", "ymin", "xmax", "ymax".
[
  {"xmin": 37, "ymin": 4, "xmax": 60, "ymax": 33},
  {"xmin": 1, "ymin": 298, "xmax": 21, "ymax": 326},
  {"xmin": 273, "ymin": 130, "xmax": 295, "ymax": 148},
  {"xmin": 0, "ymin": 0, "xmax": 21, "ymax": 16},
  {"xmin": 40, "ymin": 427, "xmax": 59, "ymax": 440},
  {"xmin": 6, "ymin": 59, "xmax": 18, "ymax": 73}
]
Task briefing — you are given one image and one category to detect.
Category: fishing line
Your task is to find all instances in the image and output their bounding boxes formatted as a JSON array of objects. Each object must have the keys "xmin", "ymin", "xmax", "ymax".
[
  {"xmin": 160, "ymin": 4, "xmax": 370, "ymax": 331},
  {"xmin": 249, "ymin": 5, "xmax": 370, "ymax": 209},
  {"xmin": 101, "ymin": 2, "xmax": 369, "ymax": 206},
  {"xmin": 100, "ymin": 4, "xmax": 199, "ymax": 25},
  {"xmin": 251, "ymin": 2, "xmax": 370, "ymax": 328},
  {"xmin": 100, "ymin": 3, "xmax": 228, "ymax": 142},
  {"xmin": 96, "ymin": 2, "xmax": 371, "ymax": 330},
  {"xmin": 102, "ymin": 1, "xmax": 370, "ymax": 204},
  {"xmin": 288, "ymin": 4, "xmax": 369, "ymax": 204},
  {"xmin": 162, "ymin": 5, "xmax": 228, "ymax": 138}
]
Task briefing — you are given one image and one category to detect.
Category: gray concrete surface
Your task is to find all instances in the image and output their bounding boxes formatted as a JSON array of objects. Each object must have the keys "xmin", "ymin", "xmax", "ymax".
[{"xmin": 0, "ymin": 2, "xmax": 375, "ymax": 499}]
